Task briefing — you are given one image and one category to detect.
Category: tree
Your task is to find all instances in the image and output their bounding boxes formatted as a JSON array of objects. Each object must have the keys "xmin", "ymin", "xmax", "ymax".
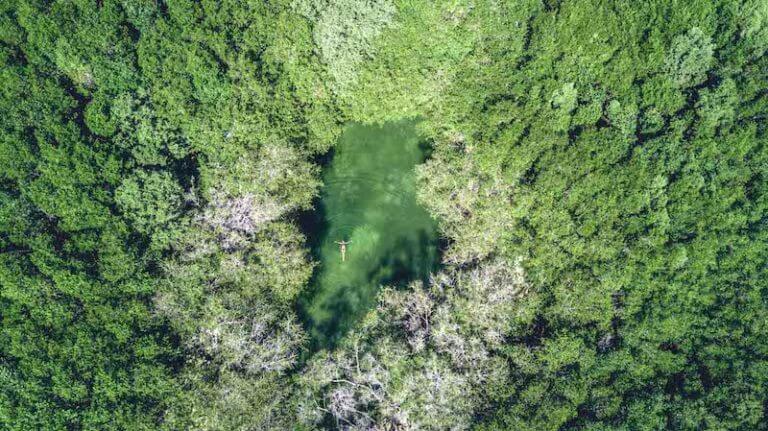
[
  {"xmin": 666, "ymin": 27, "xmax": 715, "ymax": 88},
  {"xmin": 115, "ymin": 169, "xmax": 184, "ymax": 247}
]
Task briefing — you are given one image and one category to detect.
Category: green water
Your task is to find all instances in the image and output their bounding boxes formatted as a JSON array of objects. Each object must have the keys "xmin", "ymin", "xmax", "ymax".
[{"xmin": 299, "ymin": 120, "xmax": 440, "ymax": 349}]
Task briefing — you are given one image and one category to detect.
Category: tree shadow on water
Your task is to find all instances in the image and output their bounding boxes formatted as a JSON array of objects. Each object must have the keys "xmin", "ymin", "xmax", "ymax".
[
  {"xmin": 299, "ymin": 228, "xmax": 441, "ymax": 352},
  {"xmin": 296, "ymin": 120, "xmax": 442, "ymax": 354},
  {"xmin": 304, "ymin": 283, "xmax": 360, "ymax": 350}
]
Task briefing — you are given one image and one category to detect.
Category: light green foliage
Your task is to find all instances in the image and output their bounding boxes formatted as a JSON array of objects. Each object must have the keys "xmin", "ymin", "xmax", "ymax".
[
  {"xmin": 606, "ymin": 99, "xmax": 638, "ymax": 137},
  {"xmin": 551, "ymin": 82, "xmax": 578, "ymax": 131},
  {"xmin": 342, "ymin": 0, "xmax": 491, "ymax": 122},
  {"xmin": 115, "ymin": 170, "xmax": 183, "ymax": 246},
  {"xmin": 164, "ymin": 368, "xmax": 295, "ymax": 431},
  {"xmin": 295, "ymin": 0, "xmax": 395, "ymax": 92},
  {"xmin": 416, "ymin": 147, "xmax": 515, "ymax": 264},
  {"xmin": 666, "ymin": 27, "xmax": 715, "ymax": 88},
  {"xmin": 739, "ymin": 0, "xmax": 768, "ymax": 58},
  {"xmin": 111, "ymin": 94, "xmax": 191, "ymax": 167},
  {"xmin": 208, "ymin": 140, "xmax": 320, "ymax": 212},
  {"xmin": 695, "ymin": 77, "xmax": 737, "ymax": 137}
]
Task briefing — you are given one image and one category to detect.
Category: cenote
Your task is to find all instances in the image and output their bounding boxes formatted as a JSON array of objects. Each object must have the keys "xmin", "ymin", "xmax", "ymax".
[{"xmin": 298, "ymin": 120, "xmax": 441, "ymax": 350}]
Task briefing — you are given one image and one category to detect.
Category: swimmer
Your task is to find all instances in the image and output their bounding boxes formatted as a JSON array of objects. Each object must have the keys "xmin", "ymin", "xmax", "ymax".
[{"xmin": 335, "ymin": 239, "xmax": 352, "ymax": 262}]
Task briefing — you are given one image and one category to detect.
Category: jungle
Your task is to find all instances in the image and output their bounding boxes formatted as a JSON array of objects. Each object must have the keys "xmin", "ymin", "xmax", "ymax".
[{"xmin": 0, "ymin": 0, "xmax": 766, "ymax": 430}]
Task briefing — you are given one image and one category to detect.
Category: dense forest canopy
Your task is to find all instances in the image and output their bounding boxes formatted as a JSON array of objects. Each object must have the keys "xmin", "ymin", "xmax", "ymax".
[{"xmin": 0, "ymin": 0, "xmax": 766, "ymax": 430}]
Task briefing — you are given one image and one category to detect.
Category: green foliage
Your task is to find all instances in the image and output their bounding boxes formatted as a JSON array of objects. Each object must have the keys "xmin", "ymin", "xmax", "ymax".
[
  {"xmin": 399, "ymin": 1, "xmax": 768, "ymax": 429},
  {"xmin": 111, "ymin": 94, "xmax": 191, "ymax": 167},
  {"xmin": 163, "ymin": 368, "xmax": 296, "ymax": 431},
  {"xmin": 0, "ymin": 1, "xmax": 183, "ymax": 428},
  {"xmin": 666, "ymin": 27, "xmax": 715, "ymax": 88},
  {"xmin": 295, "ymin": 0, "xmax": 395, "ymax": 92},
  {"xmin": 340, "ymin": 0, "xmax": 492, "ymax": 121},
  {"xmin": 739, "ymin": 0, "xmax": 768, "ymax": 58},
  {"xmin": 115, "ymin": 169, "xmax": 183, "ymax": 247},
  {"xmin": 2, "ymin": 0, "xmax": 766, "ymax": 430},
  {"xmin": 695, "ymin": 77, "xmax": 737, "ymax": 137},
  {"xmin": 300, "ymin": 0, "xmax": 767, "ymax": 429},
  {"xmin": 0, "ymin": 0, "xmax": 338, "ymax": 428}
]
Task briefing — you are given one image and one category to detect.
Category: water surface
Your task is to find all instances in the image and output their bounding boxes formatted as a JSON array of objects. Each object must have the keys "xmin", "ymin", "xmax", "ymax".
[{"xmin": 299, "ymin": 120, "xmax": 440, "ymax": 349}]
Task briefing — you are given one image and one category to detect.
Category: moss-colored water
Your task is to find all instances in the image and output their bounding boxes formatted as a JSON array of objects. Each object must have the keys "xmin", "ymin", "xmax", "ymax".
[{"xmin": 299, "ymin": 120, "xmax": 440, "ymax": 349}]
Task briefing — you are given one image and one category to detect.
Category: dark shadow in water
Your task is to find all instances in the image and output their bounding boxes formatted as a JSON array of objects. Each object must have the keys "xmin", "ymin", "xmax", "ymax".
[{"xmin": 297, "ymin": 120, "xmax": 441, "ymax": 352}]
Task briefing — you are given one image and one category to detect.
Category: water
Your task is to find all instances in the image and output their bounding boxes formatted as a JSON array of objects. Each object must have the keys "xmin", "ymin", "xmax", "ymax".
[{"xmin": 299, "ymin": 120, "xmax": 440, "ymax": 350}]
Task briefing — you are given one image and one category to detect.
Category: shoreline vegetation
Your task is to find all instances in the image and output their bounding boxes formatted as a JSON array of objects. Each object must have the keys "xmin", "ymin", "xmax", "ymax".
[{"xmin": 1, "ymin": 1, "xmax": 766, "ymax": 430}]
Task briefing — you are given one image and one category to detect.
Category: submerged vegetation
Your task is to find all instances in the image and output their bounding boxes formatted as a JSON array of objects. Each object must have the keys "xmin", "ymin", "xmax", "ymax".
[
  {"xmin": 0, "ymin": 0, "xmax": 766, "ymax": 430},
  {"xmin": 300, "ymin": 121, "xmax": 439, "ymax": 349}
]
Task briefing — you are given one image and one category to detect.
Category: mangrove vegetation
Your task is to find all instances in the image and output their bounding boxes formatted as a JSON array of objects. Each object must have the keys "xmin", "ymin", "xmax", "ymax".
[{"xmin": 0, "ymin": 0, "xmax": 766, "ymax": 430}]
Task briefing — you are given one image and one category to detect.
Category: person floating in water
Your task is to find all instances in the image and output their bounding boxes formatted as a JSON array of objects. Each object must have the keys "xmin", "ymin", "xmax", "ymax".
[{"xmin": 335, "ymin": 239, "xmax": 352, "ymax": 262}]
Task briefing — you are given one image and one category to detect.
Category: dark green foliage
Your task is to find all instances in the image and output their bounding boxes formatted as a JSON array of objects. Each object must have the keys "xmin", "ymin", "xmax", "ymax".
[
  {"xmin": 0, "ymin": 2, "xmax": 180, "ymax": 428},
  {"xmin": 1, "ymin": 0, "xmax": 766, "ymax": 429},
  {"xmin": 0, "ymin": 0, "xmax": 338, "ymax": 428},
  {"xmin": 402, "ymin": 1, "xmax": 768, "ymax": 429}
]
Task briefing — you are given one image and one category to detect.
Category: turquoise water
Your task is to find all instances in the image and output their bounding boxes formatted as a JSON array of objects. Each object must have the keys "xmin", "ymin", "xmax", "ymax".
[{"xmin": 299, "ymin": 120, "xmax": 440, "ymax": 349}]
